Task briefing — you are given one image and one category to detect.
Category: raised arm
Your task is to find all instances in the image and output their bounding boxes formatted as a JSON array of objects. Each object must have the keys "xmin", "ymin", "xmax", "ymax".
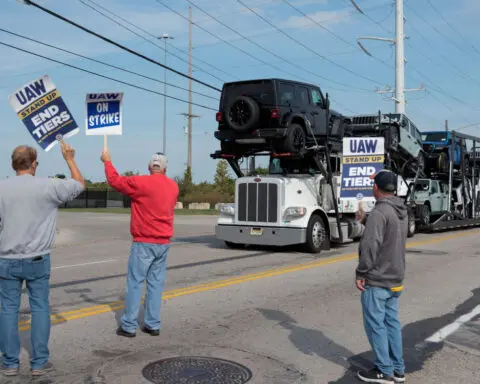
[
  {"xmin": 101, "ymin": 149, "xmax": 138, "ymax": 197},
  {"xmin": 61, "ymin": 141, "xmax": 85, "ymax": 188}
]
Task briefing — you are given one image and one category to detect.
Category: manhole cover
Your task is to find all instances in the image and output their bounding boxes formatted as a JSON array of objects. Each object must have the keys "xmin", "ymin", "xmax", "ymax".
[{"xmin": 142, "ymin": 356, "xmax": 253, "ymax": 384}]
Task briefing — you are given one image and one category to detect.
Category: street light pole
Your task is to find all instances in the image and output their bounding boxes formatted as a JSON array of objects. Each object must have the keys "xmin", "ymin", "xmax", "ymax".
[{"xmin": 157, "ymin": 33, "xmax": 174, "ymax": 154}]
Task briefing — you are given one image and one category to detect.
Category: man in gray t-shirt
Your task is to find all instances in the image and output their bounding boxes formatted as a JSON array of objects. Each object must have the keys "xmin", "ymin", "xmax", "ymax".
[{"xmin": 0, "ymin": 142, "xmax": 84, "ymax": 377}]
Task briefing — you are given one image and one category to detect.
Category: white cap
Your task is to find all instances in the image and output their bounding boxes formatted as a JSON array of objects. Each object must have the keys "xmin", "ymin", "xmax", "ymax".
[{"xmin": 149, "ymin": 152, "xmax": 168, "ymax": 171}]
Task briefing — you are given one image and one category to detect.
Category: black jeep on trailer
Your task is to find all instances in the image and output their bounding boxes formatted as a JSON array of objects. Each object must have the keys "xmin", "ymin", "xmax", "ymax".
[{"xmin": 214, "ymin": 79, "xmax": 350, "ymax": 156}]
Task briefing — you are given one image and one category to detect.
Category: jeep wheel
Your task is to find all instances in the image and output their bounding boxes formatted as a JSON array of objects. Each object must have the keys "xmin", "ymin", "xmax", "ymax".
[
  {"xmin": 420, "ymin": 204, "xmax": 431, "ymax": 226},
  {"xmin": 390, "ymin": 128, "xmax": 400, "ymax": 150},
  {"xmin": 226, "ymin": 96, "xmax": 260, "ymax": 132},
  {"xmin": 407, "ymin": 211, "xmax": 416, "ymax": 238},
  {"xmin": 417, "ymin": 152, "xmax": 426, "ymax": 171},
  {"xmin": 284, "ymin": 124, "xmax": 306, "ymax": 154},
  {"xmin": 303, "ymin": 214, "xmax": 326, "ymax": 253},
  {"xmin": 437, "ymin": 152, "xmax": 449, "ymax": 173}
]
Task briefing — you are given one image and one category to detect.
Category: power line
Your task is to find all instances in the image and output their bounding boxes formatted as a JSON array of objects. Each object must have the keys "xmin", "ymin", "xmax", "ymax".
[
  {"xmin": 235, "ymin": 0, "xmax": 384, "ymax": 86},
  {"xmin": 0, "ymin": 41, "xmax": 217, "ymax": 111},
  {"xmin": 79, "ymin": 0, "xmax": 238, "ymax": 82},
  {"xmin": 18, "ymin": 0, "xmax": 221, "ymax": 92},
  {"xmin": 0, "ymin": 28, "xmax": 218, "ymax": 101},
  {"xmin": 426, "ymin": 0, "xmax": 480, "ymax": 57},
  {"xmin": 183, "ymin": 0, "xmax": 373, "ymax": 91},
  {"xmin": 155, "ymin": 0, "xmax": 368, "ymax": 92},
  {"xmin": 410, "ymin": 1, "xmax": 478, "ymax": 59}
]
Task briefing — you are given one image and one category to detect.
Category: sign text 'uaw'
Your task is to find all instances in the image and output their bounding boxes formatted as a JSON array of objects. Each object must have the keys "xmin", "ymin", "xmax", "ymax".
[
  {"xmin": 340, "ymin": 137, "xmax": 385, "ymax": 199},
  {"xmin": 85, "ymin": 93, "xmax": 123, "ymax": 136},
  {"xmin": 8, "ymin": 75, "xmax": 79, "ymax": 151}
]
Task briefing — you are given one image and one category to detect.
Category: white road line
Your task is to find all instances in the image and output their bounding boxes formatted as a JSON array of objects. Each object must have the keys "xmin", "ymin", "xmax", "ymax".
[
  {"xmin": 425, "ymin": 305, "xmax": 480, "ymax": 343},
  {"xmin": 52, "ymin": 259, "xmax": 118, "ymax": 270}
]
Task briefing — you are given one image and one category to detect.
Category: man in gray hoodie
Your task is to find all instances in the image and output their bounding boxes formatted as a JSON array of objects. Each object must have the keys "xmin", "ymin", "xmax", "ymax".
[{"xmin": 355, "ymin": 169, "xmax": 408, "ymax": 384}]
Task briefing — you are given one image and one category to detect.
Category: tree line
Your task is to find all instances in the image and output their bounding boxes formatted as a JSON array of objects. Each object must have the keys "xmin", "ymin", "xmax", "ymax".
[{"xmin": 53, "ymin": 160, "xmax": 269, "ymax": 205}]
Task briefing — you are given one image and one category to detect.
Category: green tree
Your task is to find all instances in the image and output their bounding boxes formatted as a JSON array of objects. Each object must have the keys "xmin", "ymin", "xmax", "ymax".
[
  {"xmin": 54, "ymin": 174, "xmax": 66, "ymax": 179},
  {"xmin": 122, "ymin": 170, "xmax": 139, "ymax": 176},
  {"xmin": 214, "ymin": 160, "xmax": 235, "ymax": 200},
  {"xmin": 176, "ymin": 166, "xmax": 194, "ymax": 199}
]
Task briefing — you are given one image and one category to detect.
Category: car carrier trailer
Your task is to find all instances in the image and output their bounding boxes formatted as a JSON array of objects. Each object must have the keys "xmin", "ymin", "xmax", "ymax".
[{"xmin": 410, "ymin": 130, "xmax": 480, "ymax": 232}]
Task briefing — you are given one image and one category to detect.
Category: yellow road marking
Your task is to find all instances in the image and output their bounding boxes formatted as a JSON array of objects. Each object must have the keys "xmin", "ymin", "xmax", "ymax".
[{"xmin": 17, "ymin": 229, "xmax": 479, "ymax": 331}]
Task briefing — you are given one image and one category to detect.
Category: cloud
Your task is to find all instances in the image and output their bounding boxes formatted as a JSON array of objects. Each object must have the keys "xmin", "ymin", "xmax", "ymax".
[{"xmin": 281, "ymin": 9, "xmax": 351, "ymax": 30}]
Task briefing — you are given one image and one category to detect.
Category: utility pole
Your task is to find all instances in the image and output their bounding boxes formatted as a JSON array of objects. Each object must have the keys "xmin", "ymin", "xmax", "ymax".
[
  {"xmin": 179, "ymin": 7, "xmax": 201, "ymax": 173},
  {"xmin": 353, "ymin": 0, "xmax": 424, "ymax": 114},
  {"xmin": 188, "ymin": 5, "xmax": 193, "ymax": 169},
  {"xmin": 157, "ymin": 33, "xmax": 174, "ymax": 154},
  {"xmin": 394, "ymin": 0, "xmax": 405, "ymax": 114},
  {"xmin": 445, "ymin": 120, "xmax": 449, "ymax": 131}
]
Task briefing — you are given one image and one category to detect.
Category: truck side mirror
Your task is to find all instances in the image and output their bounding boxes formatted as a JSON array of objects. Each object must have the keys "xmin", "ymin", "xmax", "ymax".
[{"xmin": 324, "ymin": 93, "xmax": 330, "ymax": 109}]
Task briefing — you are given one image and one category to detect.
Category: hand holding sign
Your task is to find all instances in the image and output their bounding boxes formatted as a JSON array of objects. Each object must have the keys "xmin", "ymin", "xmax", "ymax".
[
  {"xmin": 101, "ymin": 148, "xmax": 111, "ymax": 163},
  {"xmin": 60, "ymin": 140, "xmax": 76, "ymax": 162}
]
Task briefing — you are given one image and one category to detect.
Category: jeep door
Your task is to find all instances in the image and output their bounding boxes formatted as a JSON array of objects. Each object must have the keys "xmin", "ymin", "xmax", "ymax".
[
  {"xmin": 398, "ymin": 116, "xmax": 419, "ymax": 157},
  {"xmin": 430, "ymin": 180, "xmax": 446, "ymax": 214},
  {"xmin": 295, "ymin": 85, "xmax": 315, "ymax": 136},
  {"xmin": 310, "ymin": 88, "xmax": 328, "ymax": 135}
]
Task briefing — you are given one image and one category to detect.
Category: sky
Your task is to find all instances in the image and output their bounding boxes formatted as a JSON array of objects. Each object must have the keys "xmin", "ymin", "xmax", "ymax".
[{"xmin": 1, "ymin": 0, "xmax": 480, "ymax": 182}]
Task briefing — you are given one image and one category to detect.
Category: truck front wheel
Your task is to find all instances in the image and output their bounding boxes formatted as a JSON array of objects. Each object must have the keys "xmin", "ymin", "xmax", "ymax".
[{"xmin": 304, "ymin": 214, "xmax": 327, "ymax": 253}]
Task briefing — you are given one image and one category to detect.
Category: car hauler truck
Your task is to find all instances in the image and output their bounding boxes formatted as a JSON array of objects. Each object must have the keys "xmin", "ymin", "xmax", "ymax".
[{"xmin": 210, "ymin": 134, "xmax": 419, "ymax": 253}]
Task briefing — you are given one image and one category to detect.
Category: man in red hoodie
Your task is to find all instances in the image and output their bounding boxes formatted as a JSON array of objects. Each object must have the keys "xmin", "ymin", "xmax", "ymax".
[{"xmin": 101, "ymin": 149, "xmax": 178, "ymax": 337}]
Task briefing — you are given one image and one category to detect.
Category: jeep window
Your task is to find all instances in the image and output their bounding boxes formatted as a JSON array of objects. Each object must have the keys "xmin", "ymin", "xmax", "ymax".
[
  {"xmin": 297, "ymin": 86, "xmax": 310, "ymax": 106},
  {"xmin": 311, "ymin": 89, "xmax": 322, "ymax": 105},
  {"xmin": 422, "ymin": 132, "xmax": 448, "ymax": 142},
  {"xmin": 221, "ymin": 82, "xmax": 274, "ymax": 106},
  {"xmin": 431, "ymin": 181, "xmax": 438, "ymax": 194},
  {"xmin": 414, "ymin": 180, "xmax": 429, "ymax": 191},
  {"xmin": 439, "ymin": 183, "xmax": 444, "ymax": 193},
  {"xmin": 279, "ymin": 83, "xmax": 295, "ymax": 107}
]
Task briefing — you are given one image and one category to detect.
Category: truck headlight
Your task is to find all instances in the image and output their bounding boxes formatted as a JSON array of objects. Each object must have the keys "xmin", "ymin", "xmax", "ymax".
[
  {"xmin": 219, "ymin": 203, "xmax": 235, "ymax": 216},
  {"xmin": 284, "ymin": 206, "xmax": 307, "ymax": 219}
]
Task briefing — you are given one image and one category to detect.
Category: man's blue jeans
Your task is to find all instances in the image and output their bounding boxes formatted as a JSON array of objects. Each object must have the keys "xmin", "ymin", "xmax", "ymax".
[
  {"xmin": 0, "ymin": 255, "xmax": 51, "ymax": 369},
  {"xmin": 361, "ymin": 286, "xmax": 405, "ymax": 377},
  {"xmin": 120, "ymin": 242, "xmax": 169, "ymax": 333}
]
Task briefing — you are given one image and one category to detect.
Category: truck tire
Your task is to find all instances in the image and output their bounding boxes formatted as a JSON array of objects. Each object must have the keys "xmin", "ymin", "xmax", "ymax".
[
  {"xmin": 225, "ymin": 241, "xmax": 245, "ymax": 250},
  {"xmin": 284, "ymin": 123, "xmax": 306, "ymax": 154},
  {"xmin": 437, "ymin": 152, "xmax": 449, "ymax": 173},
  {"xmin": 304, "ymin": 214, "xmax": 327, "ymax": 253},
  {"xmin": 407, "ymin": 211, "xmax": 416, "ymax": 238},
  {"xmin": 420, "ymin": 204, "xmax": 431, "ymax": 226}
]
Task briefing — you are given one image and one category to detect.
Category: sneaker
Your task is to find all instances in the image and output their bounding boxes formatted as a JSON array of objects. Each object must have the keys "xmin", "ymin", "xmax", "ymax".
[
  {"xmin": 31, "ymin": 362, "xmax": 54, "ymax": 377},
  {"xmin": 116, "ymin": 326, "xmax": 136, "ymax": 338},
  {"xmin": 394, "ymin": 372, "xmax": 406, "ymax": 383},
  {"xmin": 141, "ymin": 326, "xmax": 160, "ymax": 336},
  {"xmin": 357, "ymin": 368, "xmax": 394, "ymax": 383},
  {"xmin": 2, "ymin": 367, "xmax": 19, "ymax": 377}
]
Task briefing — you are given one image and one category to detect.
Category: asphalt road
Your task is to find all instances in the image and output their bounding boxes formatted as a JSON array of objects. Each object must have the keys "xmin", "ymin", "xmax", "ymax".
[{"xmin": 4, "ymin": 212, "xmax": 480, "ymax": 383}]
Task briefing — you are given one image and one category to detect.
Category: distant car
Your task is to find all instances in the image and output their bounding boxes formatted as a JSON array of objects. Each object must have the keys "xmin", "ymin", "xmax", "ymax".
[
  {"xmin": 349, "ymin": 112, "xmax": 425, "ymax": 175},
  {"xmin": 214, "ymin": 78, "xmax": 350, "ymax": 156},
  {"xmin": 421, "ymin": 131, "xmax": 467, "ymax": 173}
]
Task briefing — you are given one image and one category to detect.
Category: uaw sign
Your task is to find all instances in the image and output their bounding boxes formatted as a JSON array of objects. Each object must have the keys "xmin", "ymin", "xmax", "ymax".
[
  {"xmin": 85, "ymin": 93, "xmax": 123, "ymax": 136},
  {"xmin": 8, "ymin": 75, "xmax": 79, "ymax": 151},
  {"xmin": 340, "ymin": 137, "xmax": 385, "ymax": 199}
]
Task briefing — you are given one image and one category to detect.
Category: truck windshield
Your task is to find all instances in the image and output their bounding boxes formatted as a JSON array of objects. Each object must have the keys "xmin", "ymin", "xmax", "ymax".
[
  {"xmin": 422, "ymin": 132, "xmax": 448, "ymax": 142},
  {"xmin": 269, "ymin": 158, "xmax": 320, "ymax": 174}
]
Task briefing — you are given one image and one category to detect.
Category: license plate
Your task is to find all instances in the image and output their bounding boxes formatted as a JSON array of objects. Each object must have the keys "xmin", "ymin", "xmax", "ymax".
[{"xmin": 250, "ymin": 228, "xmax": 263, "ymax": 236}]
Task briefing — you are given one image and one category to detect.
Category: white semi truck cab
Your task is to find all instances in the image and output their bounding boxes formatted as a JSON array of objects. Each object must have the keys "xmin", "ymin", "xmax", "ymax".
[{"xmin": 216, "ymin": 172, "xmax": 363, "ymax": 253}]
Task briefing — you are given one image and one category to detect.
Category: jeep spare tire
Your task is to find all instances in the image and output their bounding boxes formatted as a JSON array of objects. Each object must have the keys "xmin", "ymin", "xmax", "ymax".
[{"xmin": 226, "ymin": 96, "xmax": 260, "ymax": 132}]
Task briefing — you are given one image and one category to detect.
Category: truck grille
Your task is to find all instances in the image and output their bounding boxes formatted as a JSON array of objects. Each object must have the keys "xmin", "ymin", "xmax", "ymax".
[
  {"xmin": 237, "ymin": 182, "xmax": 278, "ymax": 223},
  {"xmin": 351, "ymin": 115, "xmax": 378, "ymax": 125}
]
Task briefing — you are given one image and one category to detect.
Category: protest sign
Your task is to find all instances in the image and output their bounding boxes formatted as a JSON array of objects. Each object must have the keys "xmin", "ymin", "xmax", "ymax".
[
  {"xmin": 8, "ymin": 75, "xmax": 79, "ymax": 151},
  {"xmin": 340, "ymin": 137, "xmax": 385, "ymax": 202},
  {"xmin": 86, "ymin": 93, "xmax": 123, "ymax": 136}
]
